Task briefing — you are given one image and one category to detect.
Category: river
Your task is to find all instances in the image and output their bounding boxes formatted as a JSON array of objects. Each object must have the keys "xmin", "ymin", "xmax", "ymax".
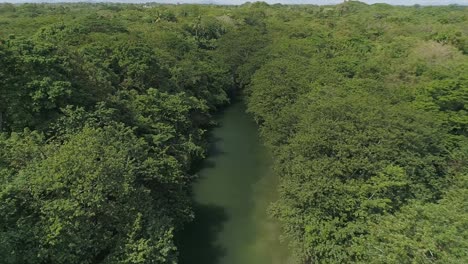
[{"xmin": 178, "ymin": 101, "xmax": 291, "ymax": 264}]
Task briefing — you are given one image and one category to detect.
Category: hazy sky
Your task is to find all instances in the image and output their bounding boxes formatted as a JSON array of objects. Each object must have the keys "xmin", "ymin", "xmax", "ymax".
[
  {"xmin": 145, "ymin": 0, "xmax": 468, "ymax": 4},
  {"xmin": 3, "ymin": 0, "xmax": 467, "ymax": 5}
]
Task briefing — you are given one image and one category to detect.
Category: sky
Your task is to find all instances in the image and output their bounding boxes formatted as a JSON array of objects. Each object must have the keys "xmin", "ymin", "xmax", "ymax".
[
  {"xmin": 2, "ymin": 0, "xmax": 467, "ymax": 5},
  {"xmin": 129, "ymin": 0, "xmax": 468, "ymax": 5}
]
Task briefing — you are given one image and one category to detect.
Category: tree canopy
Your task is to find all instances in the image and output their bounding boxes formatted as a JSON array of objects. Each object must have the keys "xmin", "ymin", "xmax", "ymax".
[{"xmin": 0, "ymin": 2, "xmax": 467, "ymax": 263}]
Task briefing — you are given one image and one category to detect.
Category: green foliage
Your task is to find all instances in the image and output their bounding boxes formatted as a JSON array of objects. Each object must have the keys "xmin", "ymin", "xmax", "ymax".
[
  {"xmin": 240, "ymin": 3, "xmax": 467, "ymax": 263},
  {"xmin": 0, "ymin": 3, "xmax": 234, "ymax": 263},
  {"xmin": 0, "ymin": 2, "xmax": 467, "ymax": 264},
  {"xmin": 0, "ymin": 125, "xmax": 180, "ymax": 264},
  {"xmin": 360, "ymin": 166, "xmax": 468, "ymax": 263}
]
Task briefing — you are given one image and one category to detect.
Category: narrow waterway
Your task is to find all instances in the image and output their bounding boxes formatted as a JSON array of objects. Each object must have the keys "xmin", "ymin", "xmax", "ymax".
[{"xmin": 178, "ymin": 101, "xmax": 291, "ymax": 264}]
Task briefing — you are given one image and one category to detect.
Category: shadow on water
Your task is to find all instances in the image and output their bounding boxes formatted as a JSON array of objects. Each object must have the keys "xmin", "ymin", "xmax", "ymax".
[
  {"xmin": 199, "ymin": 136, "xmax": 224, "ymax": 170},
  {"xmin": 188, "ymin": 132, "xmax": 224, "ymax": 174},
  {"xmin": 207, "ymin": 136, "xmax": 224, "ymax": 156},
  {"xmin": 178, "ymin": 134, "xmax": 228, "ymax": 264},
  {"xmin": 177, "ymin": 203, "xmax": 228, "ymax": 264}
]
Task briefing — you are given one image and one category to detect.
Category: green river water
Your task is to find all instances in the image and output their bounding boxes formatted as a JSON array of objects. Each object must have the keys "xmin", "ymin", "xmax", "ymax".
[{"xmin": 178, "ymin": 101, "xmax": 291, "ymax": 264}]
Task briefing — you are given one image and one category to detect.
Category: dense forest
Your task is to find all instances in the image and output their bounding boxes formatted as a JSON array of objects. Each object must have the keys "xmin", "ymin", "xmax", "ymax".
[{"xmin": 0, "ymin": 1, "xmax": 466, "ymax": 263}]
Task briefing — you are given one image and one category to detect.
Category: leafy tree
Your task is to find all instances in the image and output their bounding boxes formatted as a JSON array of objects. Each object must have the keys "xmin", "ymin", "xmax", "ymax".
[{"xmin": 0, "ymin": 124, "xmax": 180, "ymax": 264}]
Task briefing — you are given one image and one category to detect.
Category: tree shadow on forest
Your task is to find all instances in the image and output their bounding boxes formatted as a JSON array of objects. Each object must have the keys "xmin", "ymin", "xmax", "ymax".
[{"xmin": 177, "ymin": 203, "xmax": 228, "ymax": 264}]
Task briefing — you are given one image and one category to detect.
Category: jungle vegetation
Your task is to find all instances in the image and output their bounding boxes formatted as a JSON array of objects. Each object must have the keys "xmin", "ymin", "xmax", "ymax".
[{"xmin": 0, "ymin": 1, "xmax": 466, "ymax": 263}]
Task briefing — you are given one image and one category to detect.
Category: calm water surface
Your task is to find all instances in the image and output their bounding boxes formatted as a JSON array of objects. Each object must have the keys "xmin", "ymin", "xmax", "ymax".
[{"xmin": 178, "ymin": 101, "xmax": 291, "ymax": 264}]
